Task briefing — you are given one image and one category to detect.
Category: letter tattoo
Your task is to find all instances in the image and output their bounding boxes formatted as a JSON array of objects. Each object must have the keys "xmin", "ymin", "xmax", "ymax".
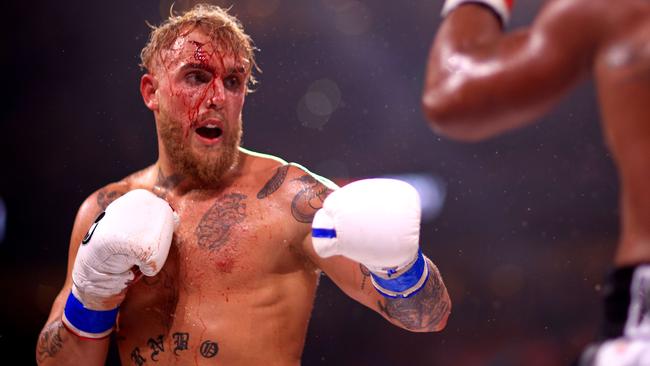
[
  {"xmin": 172, "ymin": 332, "xmax": 190, "ymax": 356},
  {"xmin": 200, "ymin": 340, "xmax": 219, "ymax": 358},
  {"xmin": 147, "ymin": 335, "xmax": 165, "ymax": 361},
  {"xmin": 130, "ymin": 347, "xmax": 146, "ymax": 366}
]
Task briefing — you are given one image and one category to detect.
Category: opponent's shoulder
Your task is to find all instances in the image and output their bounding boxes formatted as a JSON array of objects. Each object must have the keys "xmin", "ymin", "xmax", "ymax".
[{"xmin": 538, "ymin": 0, "xmax": 638, "ymax": 31}]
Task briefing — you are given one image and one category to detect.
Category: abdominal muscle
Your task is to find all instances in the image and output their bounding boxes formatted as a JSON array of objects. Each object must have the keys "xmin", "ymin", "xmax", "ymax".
[{"xmin": 115, "ymin": 256, "xmax": 319, "ymax": 365}]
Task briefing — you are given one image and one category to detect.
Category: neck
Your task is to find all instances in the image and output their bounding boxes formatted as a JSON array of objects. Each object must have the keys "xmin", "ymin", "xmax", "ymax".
[{"xmin": 153, "ymin": 152, "xmax": 244, "ymax": 198}]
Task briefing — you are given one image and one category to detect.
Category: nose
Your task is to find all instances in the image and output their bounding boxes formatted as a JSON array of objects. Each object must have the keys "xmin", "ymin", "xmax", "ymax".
[{"xmin": 207, "ymin": 78, "xmax": 225, "ymax": 108}]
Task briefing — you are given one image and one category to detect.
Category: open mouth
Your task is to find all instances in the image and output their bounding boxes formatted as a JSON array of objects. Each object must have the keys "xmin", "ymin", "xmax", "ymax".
[{"xmin": 195, "ymin": 125, "xmax": 223, "ymax": 140}]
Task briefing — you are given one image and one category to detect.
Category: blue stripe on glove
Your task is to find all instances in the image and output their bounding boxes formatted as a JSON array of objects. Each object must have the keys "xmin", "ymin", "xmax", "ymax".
[
  {"xmin": 312, "ymin": 228, "xmax": 337, "ymax": 239},
  {"xmin": 371, "ymin": 249, "xmax": 428, "ymax": 298}
]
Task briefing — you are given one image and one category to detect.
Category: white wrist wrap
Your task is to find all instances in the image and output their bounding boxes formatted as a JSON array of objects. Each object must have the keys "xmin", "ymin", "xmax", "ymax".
[{"xmin": 441, "ymin": 0, "xmax": 513, "ymax": 25}]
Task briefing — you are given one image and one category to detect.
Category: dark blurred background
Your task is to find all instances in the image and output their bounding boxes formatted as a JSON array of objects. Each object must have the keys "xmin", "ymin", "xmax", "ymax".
[{"xmin": 0, "ymin": 0, "xmax": 618, "ymax": 365}]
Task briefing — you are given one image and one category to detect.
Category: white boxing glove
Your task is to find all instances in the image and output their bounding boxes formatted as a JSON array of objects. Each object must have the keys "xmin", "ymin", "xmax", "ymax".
[
  {"xmin": 312, "ymin": 178, "xmax": 429, "ymax": 298},
  {"xmin": 581, "ymin": 339, "xmax": 650, "ymax": 366},
  {"xmin": 62, "ymin": 189, "xmax": 176, "ymax": 338},
  {"xmin": 442, "ymin": 0, "xmax": 515, "ymax": 26}
]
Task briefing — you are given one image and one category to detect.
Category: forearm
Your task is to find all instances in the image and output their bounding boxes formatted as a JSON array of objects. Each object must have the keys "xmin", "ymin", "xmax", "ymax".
[
  {"xmin": 36, "ymin": 318, "xmax": 109, "ymax": 366},
  {"xmin": 374, "ymin": 259, "xmax": 451, "ymax": 332}
]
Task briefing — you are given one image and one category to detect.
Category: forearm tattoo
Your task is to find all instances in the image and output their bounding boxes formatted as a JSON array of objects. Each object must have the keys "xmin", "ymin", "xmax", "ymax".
[
  {"xmin": 257, "ymin": 165, "xmax": 289, "ymax": 199},
  {"xmin": 290, "ymin": 175, "xmax": 331, "ymax": 223},
  {"xmin": 359, "ymin": 264, "xmax": 371, "ymax": 290},
  {"xmin": 377, "ymin": 262, "xmax": 450, "ymax": 331},
  {"xmin": 36, "ymin": 320, "xmax": 66, "ymax": 362},
  {"xmin": 195, "ymin": 192, "xmax": 247, "ymax": 252},
  {"xmin": 129, "ymin": 332, "xmax": 219, "ymax": 365}
]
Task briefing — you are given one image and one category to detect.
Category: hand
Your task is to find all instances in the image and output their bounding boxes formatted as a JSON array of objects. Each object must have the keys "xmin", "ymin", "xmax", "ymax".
[
  {"xmin": 62, "ymin": 189, "xmax": 176, "ymax": 338},
  {"xmin": 311, "ymin": 178, "xmax": 428, "ymax": 298}
]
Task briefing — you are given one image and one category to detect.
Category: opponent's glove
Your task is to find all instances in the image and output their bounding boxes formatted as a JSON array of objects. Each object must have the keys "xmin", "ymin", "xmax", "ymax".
[
  {"xmin": 580, "ymin": 265, "xmax": 650, "ymax": 366},
  {"xmin": 580, "ymin": 339, "xmax": 650, "ymax": 366},
  {"xmin": 311, "ymin": 178, "xmax": 429, "ymax": 298},
  {"xmin": 62, "ymin": 189, "xmax": 176, "ymax": 338},
  {"xmin": 442, "ymin": 0, "xmax": 515, "ymax": 26}
]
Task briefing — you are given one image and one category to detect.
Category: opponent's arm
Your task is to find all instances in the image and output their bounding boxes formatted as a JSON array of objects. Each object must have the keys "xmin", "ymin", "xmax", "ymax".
[
  {"xmin": 297, "ymin": 177, "xmax": 451, "ymax": 332},
  {"xmin": 422, "ymin": 0, "xmax": 604, "ymax": 141},
  {"xmin": 36, "ymin": 188, "xmax": 175, "ymax": 365}
]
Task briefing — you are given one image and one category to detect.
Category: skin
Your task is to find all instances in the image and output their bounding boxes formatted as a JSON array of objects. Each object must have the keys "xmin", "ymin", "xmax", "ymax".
[
  {"xmin": 36, "ymin": 27, "xmax": 451, "ymax": 366},
  {"xmin": 422, "ymin": 0, "xmax": 650, "ymax": 266}
]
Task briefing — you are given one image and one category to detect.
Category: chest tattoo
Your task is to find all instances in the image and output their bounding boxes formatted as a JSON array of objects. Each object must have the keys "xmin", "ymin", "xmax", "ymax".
[{"xmin": 195, "ymin": 192, "xmax": 247, "ymax": 251}]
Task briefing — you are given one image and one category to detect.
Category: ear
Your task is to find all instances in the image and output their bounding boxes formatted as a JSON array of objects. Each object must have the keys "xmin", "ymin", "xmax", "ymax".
[{"xmin": 140, "ymin": 73, "xmax": 159, "ymax": 111}]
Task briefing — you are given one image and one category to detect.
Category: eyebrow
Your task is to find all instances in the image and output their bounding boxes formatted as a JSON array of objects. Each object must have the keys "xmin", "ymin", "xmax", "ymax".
[
  {"xmin": 180, "ymin": 63, "xmax": 246, "ymax": 75},
  {"xmin": 180, "ymin": 63, "xmax": 216, "ymax": 74}
]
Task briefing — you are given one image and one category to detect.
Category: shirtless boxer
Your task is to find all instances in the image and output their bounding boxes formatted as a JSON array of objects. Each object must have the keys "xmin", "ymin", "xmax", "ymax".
[
  {"xmin": 35, "ymin": 4, "xmax": 451, "ymax": 365},
  {"xmin": 421, "ymin": 0, "xmax": 650, "ymax": 363}
]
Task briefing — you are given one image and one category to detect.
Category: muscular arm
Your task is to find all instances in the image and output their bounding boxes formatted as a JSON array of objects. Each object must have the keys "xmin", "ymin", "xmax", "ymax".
[
  {"xmin": 36, "ymin": 187, "xmax": 125, "ymax": 365},
  {"xmin": 422, "ymin": 0, "xmax": 604, "ymax": 141},
  {"xmin": 278, "ymin": 166, "xmax": 450, "ymax": 332},
  {"xmin": 306, "ymin": 247, "xmax": 451, "ymax": 332}
]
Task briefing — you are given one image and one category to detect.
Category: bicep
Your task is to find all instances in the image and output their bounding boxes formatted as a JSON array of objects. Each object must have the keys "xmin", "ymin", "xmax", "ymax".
[{"xmin": 423, "ymin": 1, "xmax": 599, "ymax": 139}]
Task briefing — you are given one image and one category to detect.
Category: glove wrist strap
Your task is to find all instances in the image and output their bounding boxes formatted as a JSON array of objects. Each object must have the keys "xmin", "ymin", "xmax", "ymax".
[
  {"xmin": 370, "ymin": 249, "xmax": 429, "ymax": 298},
  {"xmin": 441, "ymin": 0, "xmax": 514, "ymax": 26},
  {"xmin": 62, "ymin": 292, "xmax": 118, "ymax": 339}
]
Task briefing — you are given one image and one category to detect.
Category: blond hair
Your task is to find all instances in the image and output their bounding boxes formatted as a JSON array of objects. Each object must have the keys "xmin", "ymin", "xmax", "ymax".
[{"xmin": 140, "ymin": 3, "xmax": 258, "ymax": 90}]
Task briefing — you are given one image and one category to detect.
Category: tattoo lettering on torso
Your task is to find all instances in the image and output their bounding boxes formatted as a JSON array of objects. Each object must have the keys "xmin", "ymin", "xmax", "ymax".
[
  {"xmin": 97, "ymin": 189, "xmax": 122, "ymax": 210},
  {"xmin": 172, "ymin": 332, "xmax": 190, "ymax": 355},
  {"xmin": 36, "ymin": 320, "xmax": 65, "ymax": 362},
  {"xmin": 200, "ymin": 340, "xmax": 219, "ymax": 358},
  {"xmin": 195, "ymin": 192, "xmax": 247, "ymax": 252},
  {"xmin": 128, "ymin": 332, "xmax": 218, "ymax": 364},
  {"xmin": 377, "ymin": 263, "xmax": 450, "ymax": 331},
  {"xmin": 257, "ymin": 165, "xmax": 289, "ymax": 199},
  {"xmin": 147, "ymin": 335, "xmax": 164, "ymax": 361},
  {"xmin": 291, "ymin": 175, "xmax": 331, "ymax": 223}
]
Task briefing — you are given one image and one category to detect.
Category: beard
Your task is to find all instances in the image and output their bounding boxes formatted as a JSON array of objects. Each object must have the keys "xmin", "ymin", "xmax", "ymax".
[{"xmin": 158, "ymin": 115, "xmax": 242, "ymax": 187}]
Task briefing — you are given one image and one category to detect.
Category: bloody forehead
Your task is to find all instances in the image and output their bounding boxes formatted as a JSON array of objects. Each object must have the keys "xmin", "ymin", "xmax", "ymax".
[{"xmin": 155, "ymin": 34, "xmax": 248, "ymax": 74}]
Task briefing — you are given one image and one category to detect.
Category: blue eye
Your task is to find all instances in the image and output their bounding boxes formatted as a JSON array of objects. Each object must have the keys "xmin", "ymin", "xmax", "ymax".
[
  {"xmin": 186, "ymin": 71, "xmax": 211, "ymax": 85},
  {"xmin": 224, "ymin": 75, "xmax": 242, "ymax": 90}
]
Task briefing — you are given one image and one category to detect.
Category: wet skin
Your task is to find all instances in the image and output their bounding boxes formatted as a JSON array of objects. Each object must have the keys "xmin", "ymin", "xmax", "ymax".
[{"xmin": 422, "ymin": 0, "xmax": 650, "ymax": 266}]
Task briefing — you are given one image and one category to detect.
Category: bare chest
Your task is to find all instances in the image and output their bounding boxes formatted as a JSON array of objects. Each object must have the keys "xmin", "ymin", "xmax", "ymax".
[{"xmin": 166, "ymin": 191, "xmax": 306, "ymax": 286}]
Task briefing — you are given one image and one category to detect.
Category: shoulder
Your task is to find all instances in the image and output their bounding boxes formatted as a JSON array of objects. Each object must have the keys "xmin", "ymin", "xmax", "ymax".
[
  {"xmin": 241, "ymin": 148, "xmax": 338, "ymax": 223},
  {"xmin": 77, "ymin": 166, "xmax": 154, "ymax": 221},
  {"xmin": 536, "ymin": 0, "xmax": 631, "ymax": 34}
]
